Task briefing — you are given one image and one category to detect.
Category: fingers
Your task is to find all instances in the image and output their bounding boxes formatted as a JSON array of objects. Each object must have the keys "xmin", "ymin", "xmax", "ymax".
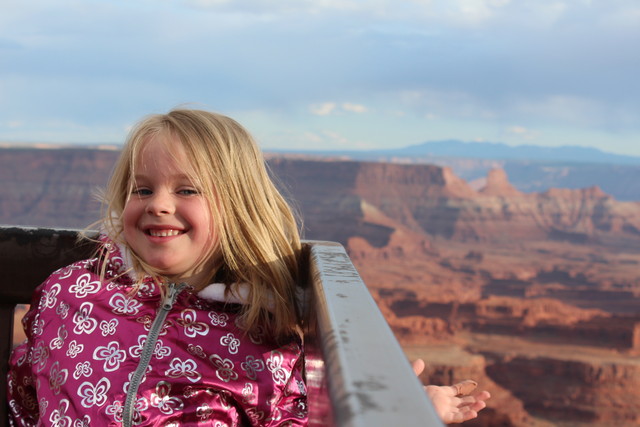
[
  {"xmin": 457, "ymin": 395, "xmax": 480, "ymax": 406},
  {"xmin": 427, "ymin": 386, "xmax": 490, "ymax": 424},
  {"xmin": 452, "ymin": 379, "xmax": 478, "ymax": 396},
  {"xmin": 447, "ymin": 408, "xmax": 479, "ymax": 424},
  {"xmin": 411, "ymin": 358, "xmax": 425, "ymax": 376},
  {"xmin": 438, "ymin": 398, "xmax": 480, "ymax": 424},
  {"xmin": 457, "ymin": 395, "xmax": 487, "ymax": 411},
  {"xmin": 475, "ymin": 390, "xmax": 491, "ymax": 402},
  {"xmin": 457, "ymin": 391, "xmax": 491, "ymax": 407},
  {"xmin": 446, "ymin": 397, "xmax": 487, "ymax": 424}
]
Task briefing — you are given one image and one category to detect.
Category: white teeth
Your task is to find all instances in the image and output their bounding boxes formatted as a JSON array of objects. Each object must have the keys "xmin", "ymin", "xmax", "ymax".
[{"xmin": 148, "ymin": 229, "xmax": 181, "ymax": 237}]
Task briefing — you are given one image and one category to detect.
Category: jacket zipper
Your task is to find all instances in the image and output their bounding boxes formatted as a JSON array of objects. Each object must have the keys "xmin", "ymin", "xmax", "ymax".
[{"xmin": 122, "ymin": 282, "xmax": 187, "ymax": 427}]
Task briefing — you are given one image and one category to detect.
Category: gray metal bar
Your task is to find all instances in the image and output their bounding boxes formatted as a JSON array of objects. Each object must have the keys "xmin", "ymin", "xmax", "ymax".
[{"xmin": 304, "ymin": 241, "xmax": 443, "ymax": 426}]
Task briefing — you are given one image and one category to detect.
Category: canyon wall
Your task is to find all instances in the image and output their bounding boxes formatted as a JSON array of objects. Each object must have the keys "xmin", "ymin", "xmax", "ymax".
[{"xmin": 4, "ymin": 148, "xmax": 640, "ymax": 426}]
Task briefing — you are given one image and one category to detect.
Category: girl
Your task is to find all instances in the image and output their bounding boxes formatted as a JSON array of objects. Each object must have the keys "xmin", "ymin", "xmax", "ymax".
[
  {"xmin": 8, "ymin": 110, "xmax": 307, "ymax": 426},
  {"xmin": 7, "ymin": 109, "xmax": 488, "ymax": 426}
]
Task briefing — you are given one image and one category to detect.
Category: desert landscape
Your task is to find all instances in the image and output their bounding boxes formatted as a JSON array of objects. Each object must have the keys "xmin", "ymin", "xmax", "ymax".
[{"xmin": 3, "ymin": 147, "xmax": 640, "ymax": 426}]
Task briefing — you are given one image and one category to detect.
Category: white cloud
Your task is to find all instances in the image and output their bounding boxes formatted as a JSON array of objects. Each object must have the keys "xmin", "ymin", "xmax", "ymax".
[
  {"xmin": 5, "ymin": 120, "xmax": 24, "ymax": 129},
  {"xmin": 456, "ymin": 0, "xmax": 501, "ymax": 21},
  {"xmin": 601, "ymin": 6, "xmax": 640, "ymax": 29},
  {"xmin": 506, "ymin": 125, "xmax": 538, "ymax": 140},
  {"xmin": 309, "ymin": 102, "xmax": 369, "ymax": 115},
  {"xmin": 185, "ymin": 0, "xmax": 231, "ymax": 7},
  {"xmin": 261, "ymin": 126, "xmax": 363, "ymax": 150},
  {"xmin": 1, "ymin": 0, "xmax": 640, "ymax": 153},
  {"xmin": 302, "ymin": 131, "xmax": 324, "ymax": 144},
  {"xmin": 342, "ymin": 103, "xmax": 368, "ymax": 113},
  {"xmin": 526, "ymin": 1, "xmax": 568, "ymax": 27},
  {"xmin": 318, "ymin": 129, "xmax": 374, "ymax": 149},
  {"xmin": 180, "ymin": 0, "xmax": 365, "ymax": 15},
  {"xmin": 310, "ymin": 102, "xmax": 337, "ymax": 116},
  {"xmin": 322, "ymin": 130, "xmax": 350, "ymax": 145},
  {"xmin": 508, "ymin": 125, "xmax": 528, "ymax": 134}
]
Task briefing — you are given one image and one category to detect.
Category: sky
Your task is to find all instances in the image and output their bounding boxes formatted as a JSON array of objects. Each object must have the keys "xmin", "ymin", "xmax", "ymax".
[{"xmin": 0, "ymin": 0, "xmax": 639, "ymax": 155}]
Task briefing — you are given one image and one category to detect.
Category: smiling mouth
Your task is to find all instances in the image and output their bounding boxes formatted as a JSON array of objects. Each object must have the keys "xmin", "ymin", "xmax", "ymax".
[{"xmin": 147, "ymin": 229, "xmax": 184, "ymax": 237}]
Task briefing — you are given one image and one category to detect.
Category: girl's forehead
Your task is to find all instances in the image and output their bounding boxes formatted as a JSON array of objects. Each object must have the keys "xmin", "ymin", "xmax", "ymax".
[{"xmin": 135, "ymin": 133, "xmax": 194, "ymax": 176}]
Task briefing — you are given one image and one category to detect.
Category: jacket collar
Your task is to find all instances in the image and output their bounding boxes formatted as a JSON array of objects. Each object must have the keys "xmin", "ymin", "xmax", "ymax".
[{"xmin": 103, "ymin": 234, "xmax": 255, "ymax": 306}]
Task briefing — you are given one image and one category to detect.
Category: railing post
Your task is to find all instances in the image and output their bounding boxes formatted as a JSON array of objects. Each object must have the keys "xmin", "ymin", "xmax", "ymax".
[{"xmin": 304, "ymin": 241, "xmax": 443, "ymax": 426}]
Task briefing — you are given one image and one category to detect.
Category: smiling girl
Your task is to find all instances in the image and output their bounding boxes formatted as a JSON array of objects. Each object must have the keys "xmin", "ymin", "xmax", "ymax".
[
  {"xmin": 8, "ymin": 110, "xmax": 306, "ymax": 426},
  {"xmin": 7, "ymin": 109, "xmax": 489, "ymax": 426}
]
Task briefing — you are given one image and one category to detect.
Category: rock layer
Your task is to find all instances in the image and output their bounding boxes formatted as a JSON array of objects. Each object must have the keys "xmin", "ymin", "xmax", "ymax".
[{"xmin": 4, "ymin": 148, "xmax": 640, "ymax": 426}]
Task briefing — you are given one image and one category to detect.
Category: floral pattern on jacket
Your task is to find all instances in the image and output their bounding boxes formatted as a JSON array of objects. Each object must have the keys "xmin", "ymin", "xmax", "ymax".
[{"xmin": 7, "ymin": 237, "xmax": 307, "ymax": 426}]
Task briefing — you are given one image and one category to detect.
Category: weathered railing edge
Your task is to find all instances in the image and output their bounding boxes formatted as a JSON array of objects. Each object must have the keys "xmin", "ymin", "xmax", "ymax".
[{"xmin": 305, "ymin": 240, "xmax": 443, "ymax": 427}]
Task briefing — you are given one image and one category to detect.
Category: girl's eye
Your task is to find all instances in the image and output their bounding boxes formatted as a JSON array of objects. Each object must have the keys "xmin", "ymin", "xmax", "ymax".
[
  {"xmin": 178, "ymin": 188, "xmax": 200, "ymax": 196},
  {"xmin": 132, "ymin": 188, "xmax": 152, "ymax": 196}
]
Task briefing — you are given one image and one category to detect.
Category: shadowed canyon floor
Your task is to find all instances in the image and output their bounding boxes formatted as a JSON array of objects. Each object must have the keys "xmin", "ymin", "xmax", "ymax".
[{"xmin": 4, "ymin": 148, "xmax": 640, "ymax": 426}]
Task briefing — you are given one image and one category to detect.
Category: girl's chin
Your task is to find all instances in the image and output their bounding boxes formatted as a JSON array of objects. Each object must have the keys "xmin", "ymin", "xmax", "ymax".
[
  {"xmin": 148, "ymin": 267, "xmax": 193, "ymax": 283},
  {"xmin": 160, "ymin": 271, "xmax": 192, "ymax": 282},
  {"xmin": 165, "ymin": 270, "xmax": 211, "ymax": 288},
  {"xmin": 146, "ymin": 261, "xmax": 194, "ymax": 277}
]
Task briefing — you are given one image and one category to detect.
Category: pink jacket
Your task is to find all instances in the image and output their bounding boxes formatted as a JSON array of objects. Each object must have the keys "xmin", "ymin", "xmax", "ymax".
[{"xmin": 7, "ymin": 237, "xmax": 307, "ymax": 426}]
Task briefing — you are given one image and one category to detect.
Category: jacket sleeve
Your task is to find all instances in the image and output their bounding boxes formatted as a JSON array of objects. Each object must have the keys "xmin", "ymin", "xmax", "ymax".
[
  {"xmin": 6, "ymin": 278, "xmax": 51, "ymax": 425},
  {"xmin": 267, "ymin": 346, "xmax": 308, "ymax": 426}
]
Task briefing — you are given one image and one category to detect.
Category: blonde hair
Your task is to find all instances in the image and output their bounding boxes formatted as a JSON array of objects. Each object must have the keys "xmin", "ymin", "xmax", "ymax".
[{"xmin": 101, "ymin": 109, "xmax": 302, "ymax": 338}]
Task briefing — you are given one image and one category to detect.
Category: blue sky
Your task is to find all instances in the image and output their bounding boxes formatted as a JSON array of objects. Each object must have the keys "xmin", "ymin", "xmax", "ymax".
[{"xmin": 1, "ymin": 0, "xmax": 639, "ymax": 155}]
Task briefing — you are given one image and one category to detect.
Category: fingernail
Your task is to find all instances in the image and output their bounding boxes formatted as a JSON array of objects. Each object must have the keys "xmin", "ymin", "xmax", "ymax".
[{"xmin": 458, "ymin": 380, "xmax": 478, "ymax": 395}]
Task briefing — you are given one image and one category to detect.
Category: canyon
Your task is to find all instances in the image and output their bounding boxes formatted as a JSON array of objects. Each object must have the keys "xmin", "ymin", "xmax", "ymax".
[{"xmin": 3, "ymin": 147, "xmax": 640, "ymax": 426}]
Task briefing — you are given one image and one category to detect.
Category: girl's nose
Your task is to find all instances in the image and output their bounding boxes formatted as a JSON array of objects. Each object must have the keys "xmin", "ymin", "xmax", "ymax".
[{"xmin": 146, "ymin": 191, "xmax": 175, "ymax": 216}]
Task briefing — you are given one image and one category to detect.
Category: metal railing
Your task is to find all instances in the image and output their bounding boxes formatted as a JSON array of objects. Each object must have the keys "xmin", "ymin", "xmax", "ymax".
[
  {"xmin": 303, "ymin": 241, "xmax": 442, "ymax": 426},
  {"xmin": 0, "ymin": 226, "xmax": 442, "ymax": 426}
]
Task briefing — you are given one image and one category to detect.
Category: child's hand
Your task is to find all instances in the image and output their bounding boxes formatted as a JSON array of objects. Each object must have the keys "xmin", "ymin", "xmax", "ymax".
[{"xmin": 412, "ymin": 359, "xmax": 491, "ymax": 425}]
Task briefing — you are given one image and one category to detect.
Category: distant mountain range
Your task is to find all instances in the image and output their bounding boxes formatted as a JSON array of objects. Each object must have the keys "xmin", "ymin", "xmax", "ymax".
[
  {"xmin": 3, "ymin": 141, "xmax": 640, "ymax": 201},
  {"xmin": 270, "ymin": 140, "xmax": 640, "ymax": 165},
  {"xmin": 267, "ymin": 141, "xmax": 640, "ymax": 201}
]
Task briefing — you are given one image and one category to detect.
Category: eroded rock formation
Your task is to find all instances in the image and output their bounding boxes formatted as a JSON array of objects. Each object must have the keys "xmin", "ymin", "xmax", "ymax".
[{"xmin": 5, "ymin": 148, "xmax": 640, "ymax": 426}]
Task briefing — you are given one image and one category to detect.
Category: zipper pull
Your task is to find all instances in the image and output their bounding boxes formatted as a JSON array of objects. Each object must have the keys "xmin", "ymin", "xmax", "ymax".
[{"xmin": 162, "ymin": 282, "xmax": 188, "ymax": 310}]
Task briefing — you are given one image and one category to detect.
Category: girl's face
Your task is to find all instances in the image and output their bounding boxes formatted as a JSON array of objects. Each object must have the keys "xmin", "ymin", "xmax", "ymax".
[{"xmin": 122, "ymin": 134, "xmax": 217, "ymax": 286}]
